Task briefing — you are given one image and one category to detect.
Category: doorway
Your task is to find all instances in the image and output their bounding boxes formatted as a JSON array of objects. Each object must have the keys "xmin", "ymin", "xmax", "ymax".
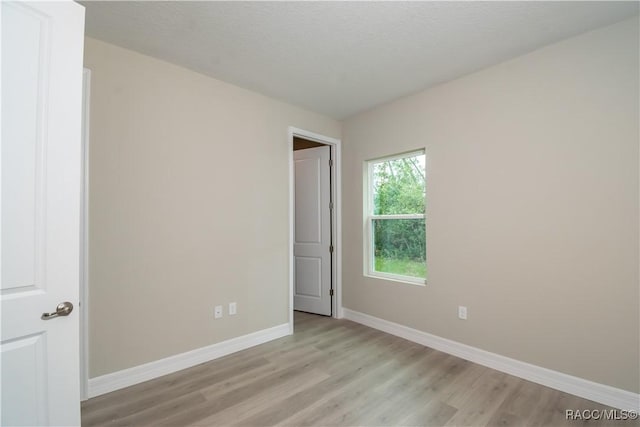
[
  {"xmin": 288, "ymin": 128, "xmax": 342, "ymax": 329},
  {"xmin": 293, "ymin": 142, "xmax": 331, "ymax": 316}
]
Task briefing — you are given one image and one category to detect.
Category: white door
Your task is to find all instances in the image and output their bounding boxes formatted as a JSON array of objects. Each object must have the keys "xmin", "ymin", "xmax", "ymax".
[
  {"xmin": 1, "ymin": 1, "xmax": 85, "ymax": 425},
  {"xmin": 293, "ymin": 146, "xmax": 331, "ymax": 316}
]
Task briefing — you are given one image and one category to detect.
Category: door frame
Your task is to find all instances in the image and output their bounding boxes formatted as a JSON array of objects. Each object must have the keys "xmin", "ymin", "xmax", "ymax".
[
  {"xmin": 80, "ymin": 68, "xmax": 91, "ymax": 400},
  {"xmin": 288, "ymin": 127, "xmax": 342, "ymax": 332}
]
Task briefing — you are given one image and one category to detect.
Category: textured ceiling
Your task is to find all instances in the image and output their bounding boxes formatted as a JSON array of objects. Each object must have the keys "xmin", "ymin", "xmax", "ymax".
[{"xmin": 82, "ymin": 1, "xmax": 639, "ymax": 120}]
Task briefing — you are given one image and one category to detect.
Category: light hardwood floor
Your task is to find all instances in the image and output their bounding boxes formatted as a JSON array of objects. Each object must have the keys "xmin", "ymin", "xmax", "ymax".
[{"xmin": 82, "ymin": 312, "xmax": 638, "ymax": 426}]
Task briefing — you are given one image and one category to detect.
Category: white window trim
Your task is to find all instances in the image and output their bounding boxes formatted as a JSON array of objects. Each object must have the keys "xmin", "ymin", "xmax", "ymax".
[{"xmin": 364, "ymin": 150, "xmax": 426, "ymax": 286}]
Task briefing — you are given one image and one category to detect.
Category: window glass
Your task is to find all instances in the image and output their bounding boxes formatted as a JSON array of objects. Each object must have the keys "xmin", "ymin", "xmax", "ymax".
[{"xmin": 367, "ymin": 151, "xmax": 426, "ymax": 283}]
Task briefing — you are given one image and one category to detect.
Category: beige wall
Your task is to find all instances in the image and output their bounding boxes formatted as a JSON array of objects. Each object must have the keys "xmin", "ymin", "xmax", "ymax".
[
  {"xmin": 84, "ymin": 38, "xmax": 340, "ymax": 377},
  {"xmin": 341, "ymin": 18, "xmax": 639, "ymax": 393}
]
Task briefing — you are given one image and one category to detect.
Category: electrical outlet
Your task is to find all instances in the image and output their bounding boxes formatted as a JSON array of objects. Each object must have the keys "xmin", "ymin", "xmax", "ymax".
[
  {"xmin": 229, "ymin": 302, "xmax": 237, "ymax": 315},
  {"xmin": 458, "ymin": 306, "xmax": 467, "ymax": 320},
  {"xmin": 214, "ymin": 305, "xmax": 223, "ymax": 319}
]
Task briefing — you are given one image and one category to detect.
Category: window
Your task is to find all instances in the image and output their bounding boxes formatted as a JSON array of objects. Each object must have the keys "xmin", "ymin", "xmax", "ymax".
[{"xmin": 366, "ymin": 150, "xmax": 426, "ymax": 284}]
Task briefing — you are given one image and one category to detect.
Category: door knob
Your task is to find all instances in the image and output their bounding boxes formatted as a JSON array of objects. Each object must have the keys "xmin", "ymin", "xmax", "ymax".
[{"xmin": 41, "ymin": 302, "xmax": 74, "ymax": 320}]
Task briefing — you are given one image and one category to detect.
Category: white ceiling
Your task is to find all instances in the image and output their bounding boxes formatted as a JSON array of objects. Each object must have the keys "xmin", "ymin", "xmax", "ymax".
[{"xmin": 82, "ymin": 1, "xmax": 639, "ymax": 120}]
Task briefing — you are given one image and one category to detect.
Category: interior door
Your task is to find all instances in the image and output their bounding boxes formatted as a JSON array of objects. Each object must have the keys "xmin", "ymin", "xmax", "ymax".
[
  {"xmin": 1, "ymin": 1, "xmax": 85, "ymax": 425},
  {"xmin": 293, "ymin": 146, "xmax": 332, "ymax": 316}
]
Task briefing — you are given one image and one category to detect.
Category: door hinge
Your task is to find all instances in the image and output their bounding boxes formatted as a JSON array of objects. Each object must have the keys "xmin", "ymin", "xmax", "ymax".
[
  {"xmin": 329, "ymin": 202, "xmax": 334, "ymax": 210},
  {"xmin": 329, "ymin": 159, "xmax": 333, "ymax": 167},
  {"xmin": 329, "ymin": 245, "xmax": 334, "ymax": 253},
  {"xmin": 330, "ymin": 289, "xmax": 334, "ymax": 296}
]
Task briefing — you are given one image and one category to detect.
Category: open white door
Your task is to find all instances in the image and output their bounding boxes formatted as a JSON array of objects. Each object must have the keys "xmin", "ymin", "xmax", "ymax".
[
  {"xmin": 293, "ymin": 146, "xmax": 332, "ymax": 316},
  {"xmin": 1, "ymin": 1, "xmax": 85, "ymax": 425}
]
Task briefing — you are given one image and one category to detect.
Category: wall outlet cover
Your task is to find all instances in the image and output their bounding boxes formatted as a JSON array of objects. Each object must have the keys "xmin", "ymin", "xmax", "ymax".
[{"xmin": 458, "ymin": 306, "xmax": 468, "ymax": 320}]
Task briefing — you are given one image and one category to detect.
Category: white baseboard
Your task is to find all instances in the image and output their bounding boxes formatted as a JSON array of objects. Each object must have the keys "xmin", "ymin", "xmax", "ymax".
[
  {"xmin": 342, "ymin": 308, "xmax": 639, "ymax": 411},
  {"xmin": 88, "ymin": 323, "xmax": 290, "ymax": 398}
]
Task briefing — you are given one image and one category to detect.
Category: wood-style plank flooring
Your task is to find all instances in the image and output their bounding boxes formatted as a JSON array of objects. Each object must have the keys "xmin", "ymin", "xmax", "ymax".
[{"xmin": 82, "ymin": 312, "xmax": 638, "ymax": 426}]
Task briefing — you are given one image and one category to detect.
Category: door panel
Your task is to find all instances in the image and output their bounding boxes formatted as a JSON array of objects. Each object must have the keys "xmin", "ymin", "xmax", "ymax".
[
  {"xmin": 1, "ymin": 334, "xmax": 48, "ymax": 426},
  {"xmin": 1, "ymin": 1, "xmax": 45, "ymax": 292},
  {"xmin": 294, "ymin": 257, "xmax": 322, "ymax": 297},
  {"xmin": 294, "ymin": 158, "xmax": 322, "ymax": 243},
  {"xmin": 293, "ymin": 146, "xmax": 331, "ymax": 316},
  {"xmin": 1, "ymin": 1, "xmax": 85, "ymax": 425}
]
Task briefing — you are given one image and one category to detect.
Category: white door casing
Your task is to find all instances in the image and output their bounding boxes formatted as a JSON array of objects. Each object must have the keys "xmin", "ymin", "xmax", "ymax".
[
  {"xmin": 1, "ymin": 1, "xmax": 85, "ymax": 425},
  {"xmin": 293, "ymin": 146, "xmax": 331, "ymax": 316}
]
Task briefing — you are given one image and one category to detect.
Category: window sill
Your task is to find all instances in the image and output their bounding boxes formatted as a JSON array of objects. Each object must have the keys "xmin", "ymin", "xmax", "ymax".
[{"xmin": 364, "ymin": 273, "xmax": 426, "ymax": 287}]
